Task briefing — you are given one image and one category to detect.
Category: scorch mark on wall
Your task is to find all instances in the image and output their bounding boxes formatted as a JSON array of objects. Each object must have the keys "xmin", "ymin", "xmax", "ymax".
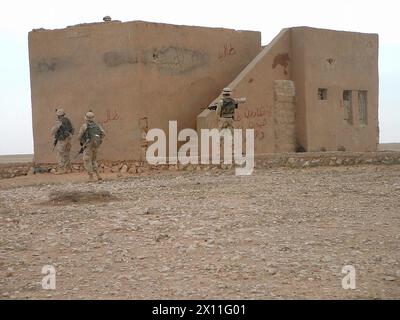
[
  {"xmin": 36, "ymin": 58, "xmax": 73, "ymax": 73},
  {"xmin": 103, "ymin": 50, "xmax": 138, "ymax": 67},
  {"xmin": 103, "ymin": 47, "xmax": 209, "ymax": 74},
  {"xmin": 272, "ymin": 53, "xmax": 290, "ymax": 75},
  {"xmin": 148, "ymin": 46, "xmax": 209, "ymax": 75},
  {"xmin": 218, "ymin": 43, "xmax": 236, "ymax": 59}
]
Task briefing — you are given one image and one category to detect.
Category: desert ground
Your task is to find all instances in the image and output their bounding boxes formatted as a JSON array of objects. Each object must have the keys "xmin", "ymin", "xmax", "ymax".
[{"xmin": 0, "ymin": 164, "xmax": 399, "ymax": 299}]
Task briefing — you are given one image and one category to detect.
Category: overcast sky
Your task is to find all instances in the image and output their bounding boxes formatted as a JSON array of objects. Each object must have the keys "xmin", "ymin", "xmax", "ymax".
[{"xmin": 0, "ymin": 0, "xmax": 399, "ymax": 154}]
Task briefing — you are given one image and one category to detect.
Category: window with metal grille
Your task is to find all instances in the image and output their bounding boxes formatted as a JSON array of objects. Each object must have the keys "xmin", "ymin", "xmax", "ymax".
[
  {"xmin": 343, "ymin": 90, "xmax": 353, "ymax": 124},
  {"xmin": 358, "ymin": 91, "xmax": 368, "ymax": 125}
]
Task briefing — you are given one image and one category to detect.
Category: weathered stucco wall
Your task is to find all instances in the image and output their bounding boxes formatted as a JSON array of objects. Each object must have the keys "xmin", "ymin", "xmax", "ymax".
[
  {"xmin": 291, "ymin": 27, "xmax": 379, "ymax": 152},
  {"xmin": 197, "ymin": 28, "xmax": 292, "ymax": 154},
  {"xmin": 29, "ymin": 20, "xmax": 261, "ymax": 163},
  {"xmin": 198, "ymin": 27, "xmax": 379, "ymax": 154}
]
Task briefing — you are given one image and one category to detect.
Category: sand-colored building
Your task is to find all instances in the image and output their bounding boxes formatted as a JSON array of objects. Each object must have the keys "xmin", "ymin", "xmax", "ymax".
[{"xmin": 28, "ymin": 20, "xmax": 379, "ymax": 163}]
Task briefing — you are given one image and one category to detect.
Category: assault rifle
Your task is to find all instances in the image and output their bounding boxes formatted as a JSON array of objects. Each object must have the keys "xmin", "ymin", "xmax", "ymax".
[
  {"xmin": 74, "ymin": 140, "xmax": 89, "ymax": 160},
  {"xmin": 205, "ymin": 97, "xmax": 247, "ymax": 111},
  {"xmin": 52, "ymin": 138, "xmax": 58, "ymax": 152}
]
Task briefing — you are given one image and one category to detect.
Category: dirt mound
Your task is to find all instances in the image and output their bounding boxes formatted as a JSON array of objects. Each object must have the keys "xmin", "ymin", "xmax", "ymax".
[{"xmin": 46, "ymin": 190, "xmax": 117, "ymax": 205}]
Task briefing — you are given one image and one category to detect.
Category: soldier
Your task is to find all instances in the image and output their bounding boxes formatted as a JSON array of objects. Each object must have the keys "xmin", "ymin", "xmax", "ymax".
[
  {"xmin": 51, "ymin": 108, "xmax": 74, "ymax": 174},
  {"xmin": 78, "ymin": 111, "xmax": 105, "ymax": 182},
  {"xmin": 213, "ymin": 87, "xmax": 246, "ymax": 134}
]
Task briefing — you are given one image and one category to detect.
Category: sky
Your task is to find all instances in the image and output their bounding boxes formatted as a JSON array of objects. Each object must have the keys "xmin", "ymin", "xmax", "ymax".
[{"xmin": 0, "ymin": 0, "xmax": 399, "ymax": 155}]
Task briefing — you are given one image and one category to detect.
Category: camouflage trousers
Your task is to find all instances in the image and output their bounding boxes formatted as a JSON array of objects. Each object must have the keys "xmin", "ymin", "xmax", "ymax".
[
  {"xmin": 83, "ymin": 144, "xmax": 99, "ymax": 174},
  {"xmin": 218, "ymin": 117, "xmax": 234, "ymax": 134},
  {"xmin": 218, "ymin": 117, "xmax": 235, "ymax": 165},
  {"xmin": 56, "ymin": 136, "xmax": 72, "ymax": 171}
]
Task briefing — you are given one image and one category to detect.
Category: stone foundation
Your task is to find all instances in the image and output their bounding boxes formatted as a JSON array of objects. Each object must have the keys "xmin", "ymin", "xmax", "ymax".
[{"xmin": 1, "ymin": 151, "xmax": 399, "ymax": 180}]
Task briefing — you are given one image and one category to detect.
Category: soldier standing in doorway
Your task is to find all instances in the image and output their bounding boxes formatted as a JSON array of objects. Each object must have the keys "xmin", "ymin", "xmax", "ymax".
[
  {"xmin": 51, "ymin": 108, "xmax": 74, "ymax": 174},
  {"xmin": 78, "ymin": 111, "xmax": 105, "ymax": 182}
]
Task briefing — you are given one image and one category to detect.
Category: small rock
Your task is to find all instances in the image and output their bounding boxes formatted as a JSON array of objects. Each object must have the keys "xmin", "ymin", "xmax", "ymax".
[
  {"xmin": 302, "ymin": 161, "xmax": 310, "ymax": 168},
  {"xmin": 120, "ymin": 165, "xmax": 128, "ymax": 174},
  {"xmin": 160, "ymin": 266, "xmax": 171, "ymax": 273},
  {"xmin": 137, "ymin": 167, "xmax": 144, "ymax": 174},
  {"xmin": 186, "ymin": 245, "xmax": 196, "ymax": 254},
  {"xmin": 267, "ymin": 268, "xmax": 277, "ymax": 275},
  {"xmin": 128, "ymin": 167, "xmax": 137, "ymax": 174}
]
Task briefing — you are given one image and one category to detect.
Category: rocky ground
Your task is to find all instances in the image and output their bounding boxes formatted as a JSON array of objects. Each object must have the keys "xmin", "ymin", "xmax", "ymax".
[{"xmin": 0, "ymin": 164, "xmax": 399, "ymax": 299}]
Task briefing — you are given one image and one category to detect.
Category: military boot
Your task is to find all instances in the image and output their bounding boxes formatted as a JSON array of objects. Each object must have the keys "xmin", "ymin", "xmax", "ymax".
[{"xmin": 95, "ymin": 171, "xmax": 103, "ymax": 181}]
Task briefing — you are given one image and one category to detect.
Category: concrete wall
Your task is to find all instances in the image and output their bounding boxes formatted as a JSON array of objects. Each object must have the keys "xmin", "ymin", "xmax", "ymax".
[
  {"xmin": 291, "ymin": 27, "xmax": 379, "ymax": 152},
  {"xmin": 197, "ymin": 28, "xmax": 292, "ymax": 154},
  {"xmin": 29, "ymin": 20, "xmax": 261, "ymax": 163},
  {"xmin": 198, "ymin": 27, "xmax": 379, "ymax": 154}
]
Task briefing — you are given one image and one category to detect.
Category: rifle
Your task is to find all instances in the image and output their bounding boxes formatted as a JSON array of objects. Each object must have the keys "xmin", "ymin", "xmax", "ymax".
[
  {"xmin": 205, "ymin": 97, "xmax": 246, "ymax": 111},
  {"xmin": 208, "ymin": 103, "xmax": 217, "ymax": 111},
  {"xmin": 74, "ymin": 141, "xmax": 89, "ymax": 160},
  {"xmin": 52, "ymin": 138, "xmax": 58, "ymax": 151},
  {"xmin": 198, "ymin": 104, "xmax": 217, "ymax": 111}
]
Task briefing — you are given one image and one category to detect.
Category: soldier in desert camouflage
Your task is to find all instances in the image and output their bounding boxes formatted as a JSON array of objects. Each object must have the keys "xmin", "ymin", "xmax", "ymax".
[
  {"xmin": 78, "ymin": 111, "xmax": 105, "ymax": 182},
  {"xmin": 208, "ymin": 87, "xmax": 246, "ymax": 168},
  {"xmin": 210, "ymin": 87, "xmax": 246, "ymax": 134},
  {"xmin": 51, "ymin": 108, "xmax": 74, "ymax": 174}
]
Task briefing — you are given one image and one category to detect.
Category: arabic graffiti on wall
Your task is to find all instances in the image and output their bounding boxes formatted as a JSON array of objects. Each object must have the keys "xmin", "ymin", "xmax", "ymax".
[
  {"xmin": 218, "ymin": 43, "xmax": 236, "ymax": 59},
  {"xmin": 99, "ymin": 109, "xmax": 120, "ymax": 125},
  {"xmin": 235, "ymin": 106, "xmax": 271, "ymax": 141}
]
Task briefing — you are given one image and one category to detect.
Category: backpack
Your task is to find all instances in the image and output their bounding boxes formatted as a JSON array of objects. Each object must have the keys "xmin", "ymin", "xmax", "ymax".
[
  {"xmin": 81, "ymin": 121, "xmax": 103, "ymax": 147},
  {"xmin": 55, "ymin": 117, "xmax": 74, "ymax": 141},
  {"xmin": 220, "ymin": 97, "xmax": 237, "ymax": 118}
]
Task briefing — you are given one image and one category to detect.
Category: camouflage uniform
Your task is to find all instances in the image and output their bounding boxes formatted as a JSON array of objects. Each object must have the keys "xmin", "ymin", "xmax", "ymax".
[
  {"xmin": 215, "ymin": 88, "xmax": 240, "ymax": 134},
  {"xmin": 51, "ymin": 109, "xmax": 74, "ymax": 173},
  {"xmin": 213, "ymin": 88, "xmax": 247, "ymax": 167},
  {"xmin": 78, "ymin": 112, "xmax": 105, "ymax": 181}
]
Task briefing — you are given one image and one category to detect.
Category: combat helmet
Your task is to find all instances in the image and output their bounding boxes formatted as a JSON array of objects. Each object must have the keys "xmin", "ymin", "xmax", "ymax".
[
  {"xmin": 85, "ymin": 111, "xmax": 95, "ymax": 121},
  {"xmin": 56, "ymin": 108, "xmax": 65, "ymax": 116},
  {"xmin": 222, "ymin": 87, "xmax": 232, "ymax": 96}
]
